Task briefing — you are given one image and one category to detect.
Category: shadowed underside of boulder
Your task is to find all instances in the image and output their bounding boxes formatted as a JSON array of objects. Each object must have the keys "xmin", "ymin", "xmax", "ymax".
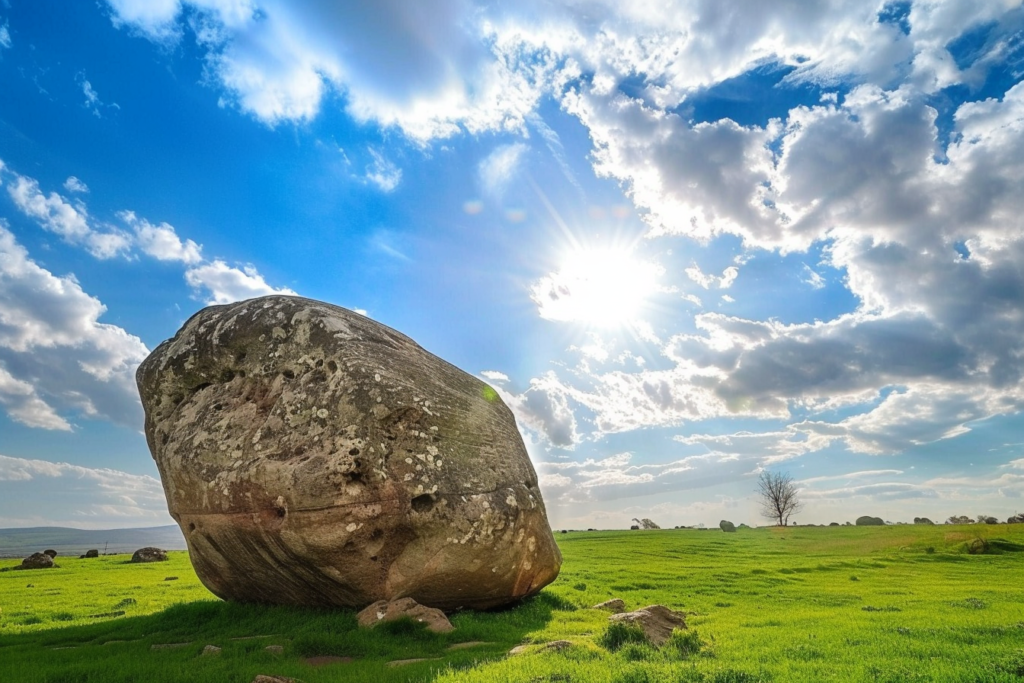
[{"xmin": 136, "ymin": 295, "xmax": 561, "ymax": 611}]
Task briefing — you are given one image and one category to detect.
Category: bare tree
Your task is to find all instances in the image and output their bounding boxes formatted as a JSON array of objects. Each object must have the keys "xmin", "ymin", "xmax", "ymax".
[
  {"xmin": 757, "ymin": 470, "xmax": 802, "ymax": 526},
  {"xmin": 632, "ymin": 517, "xmax": 661, "ymax": 530}
]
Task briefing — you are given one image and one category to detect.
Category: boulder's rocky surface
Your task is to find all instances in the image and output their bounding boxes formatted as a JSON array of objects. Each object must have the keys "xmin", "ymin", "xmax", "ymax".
[
  {"xmin": 43, "ymin": 549, "xmax": 57, "ymax": 558},
  {"xmin": 83, "ymin": 549, "xmax": 99, "ymax": 558},
  {"xmin": 357, "ymin": 597, "xmax": 453, "ymax": 633},
  {"xmin": 131, "ymin": 547, "xmax": 168, "ymax": 563},
  {"xmin": 608, "ymin": 605, "xmax": 686, "ymax": 647},
  {"xmin": 19, "ymin": 552, "xmax": 54, "ymax": 570},
  {"xmin": 719, "ymin": 520, "xmax": 736, "ymax": 533},
  {"xmin": 593, "ymin": 598, "xmax": 625, "ymax": 613},
  {"xmin": 137, "ymin": 295, "xmax": 561, "ymax": 611}
]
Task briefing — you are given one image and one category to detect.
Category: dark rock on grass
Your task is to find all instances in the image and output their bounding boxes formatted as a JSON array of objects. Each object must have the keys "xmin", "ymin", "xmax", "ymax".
[
  {"xmin": 19, "ymin": 552, "xmax": 55, "ymax": 570},
  {"xmin": 593, "ymin": 598, "xmax": 626, "ymax": 613},
  {"xmin": 82, "ymin": 549, "xmax": 99, "ymax": 559},
  {"xmin": 43, "ymin": 549, "xmax": 57, "ymax": 559},
  {"xmin": 719, "ymin": 520, "xmax": 736, "ymax": 533},
  {"xmin": 357, "ymin": 597, "xmax": 453, "ymax": 633},
  {"xmin": 608, "ymin": 605, "xmax": 686, "ymax": 647},
  {"xmin": 131, "ymin": 547, "xmax": 168, "ymax": 563},
  {"xmin": 137, "ymin": 295, "xmax": 560, "ymax": 611}
]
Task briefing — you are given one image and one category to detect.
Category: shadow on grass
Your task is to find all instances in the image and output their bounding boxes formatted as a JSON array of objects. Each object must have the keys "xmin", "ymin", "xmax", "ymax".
[{"xmin": 0, "ymin": 593, "xmax": 563, "ymax": 683}]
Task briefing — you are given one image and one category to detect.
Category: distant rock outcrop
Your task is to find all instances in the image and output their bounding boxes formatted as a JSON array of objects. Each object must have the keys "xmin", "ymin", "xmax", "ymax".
[
  {"xmin": 83, "ymin": 549, "xmax": 99, "ymax": 558},
  {"xmin": 137, "ymin": 296, "xmax": 561, "ymax": 611},
  {"xmin": 855, "ymin": 516, "xmax": 885, "ymax": 526},
  {"xmin": 719, "ymin": 520, "xmax": 736, "ymax": 533},
  {"xmin": 130, "ymin": 547, "xmax": 168, "ymax": 563}
]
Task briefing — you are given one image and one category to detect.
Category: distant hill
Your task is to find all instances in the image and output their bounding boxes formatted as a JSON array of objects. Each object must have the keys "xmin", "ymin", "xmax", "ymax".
[{"xmin": 0, "ymin": 525, "xmax": 186, "ymax": 558}]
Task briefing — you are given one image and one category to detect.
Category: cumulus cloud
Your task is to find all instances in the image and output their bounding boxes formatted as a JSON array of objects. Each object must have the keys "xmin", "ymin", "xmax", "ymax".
[
  {"xmin": 0, "ymin": 453, "xmax": 170, "ymax": 527},
  {"xmin": 185, "ymin": 259, "xmax": 297, "ymax": 305},
  {"xmin": 6, "ymin": 172, "xmax": 131, "ymax": 258},
  {"xmin": 1, "ymin": 22, "xmax": 12, "ymax": 50},
  {"xmin": 119, "ymin": 210, "xmax": 203, "ymax": 263},
  {"xmin": 0, "ymin": 225, "xmax": 149, "ymax": 429},
  {"xmin": 106, "ymin": 0, "xmax": 545, "ymax": 140},
  {"xmin": 480, "ymin": 370, "xmax": 509, "ymax": 382},
  {"xmin": 63, "ymin": 176, "xmax": 89, "ymax": 193},
  {"xmin": 497, "ymin": 372, "xmax": 579, "ymax": 448}
]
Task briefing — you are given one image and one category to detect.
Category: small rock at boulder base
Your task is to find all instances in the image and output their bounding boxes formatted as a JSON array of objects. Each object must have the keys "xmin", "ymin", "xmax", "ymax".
[
  {"xmin": 131, "ymin": 547, "xmax": 168, "ymax": 563},
  {"xmin": 19, "ymin": 552, "xmax": 55, "ymax": 570},
  {"xmin": 593, "ymin": 598, "xmax": 626, "ymax": 613},
  {"xmin": 357, "ymin": 597, "xmax": 453, "ymax": 633},
  {"xmin": 608, "ymin": 605, "xmax": 686, "ymax": 647},
  {"xmin": 83, "ymin": 549, "xmax": 99, "ymax": 558},
  {"xmin": 137, "ymin": 295, "xmax": 561, "ymax": 611}
]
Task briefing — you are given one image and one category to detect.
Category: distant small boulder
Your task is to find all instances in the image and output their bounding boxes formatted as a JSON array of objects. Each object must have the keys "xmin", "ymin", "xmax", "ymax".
[
  {"xmin": 84, "ymin": 549, "xmax": 99, "ymax": 558},
  {"xmin": 855, "ymin": 516, "xmax": 885, "ymax": 526},
  {"xmin": 43, "ymin": 549, "xmax": 57, "ymax": 559},
  {"xmin": 130, "ymin": 547, "xmax": 168, "ymax": 563},
  {"xmin": 913, "ymin": 517, "xmax": 934, "ymax": 525},
  {"xmin": 719, "ymin": 520, "xmax": 736, "ymax": 533},
  {"xmin": 594, "ymin": 598, "xmax": 626, "ymax": 613},
  {"xmin": 19, "ymin": 552, "xmax": 55, "ymax": 570},
  {"xmin": 829, "ymin": 522, "xmax": 840, "ymax": 526},
  {"xmin": 630, "ymin": 525, "xmax": 640, "ymax": 530}
]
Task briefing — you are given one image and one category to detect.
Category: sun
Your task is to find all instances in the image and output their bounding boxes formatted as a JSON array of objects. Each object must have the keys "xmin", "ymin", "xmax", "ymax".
[{"xmin": 531, "ymin": 246, "xmax": 661, "ymax": 329}]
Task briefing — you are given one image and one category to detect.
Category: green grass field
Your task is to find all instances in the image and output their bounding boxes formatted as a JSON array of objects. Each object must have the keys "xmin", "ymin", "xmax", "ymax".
[{"xmin": 1, "ymin": 524, "xmax": 1023, "ymax": 682}]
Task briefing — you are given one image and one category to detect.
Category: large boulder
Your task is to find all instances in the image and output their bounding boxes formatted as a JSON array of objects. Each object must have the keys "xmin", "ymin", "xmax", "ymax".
[{"xmin": 137, "ymin": 295, "xmax": 561, "ymax": 611}]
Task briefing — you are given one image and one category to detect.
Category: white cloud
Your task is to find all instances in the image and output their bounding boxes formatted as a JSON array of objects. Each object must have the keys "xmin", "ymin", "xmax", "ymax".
[
  {"xmin": 0, "ymin": 225, "xmax": 149, "ymax": 429},
  {"xmin": 478, "ymin": 142, "xmax": 527, "ymax": 196},
  {"xmin": 185, "ymin": 259, "xmax": 297, "ymax": 304},
  {"xmin": 107, "ymin": 0, "xmax": 544, "ymax": 140},
  {"xmin": 119, "ymin": 210, "xmax": 203, "ymax": 263},
  {"xmin": 63, "ymin": 176, "xmax": 89, "ymax": 194},
  {"xmin": 480, "ymin": 370, "xmax": 509, "ymax": 382},
  {"xmin": 497, "ymin": 372, "xmax": 579, "ymax": 448},
  {"xmin": 364, "ymin": 148, "xmax": 402, "ymax": 192},
  {"xmin": 801, "ymin": 264, "xmax": 826, "ymax": 289},
  {"xmin": 0, "ymin": 365, "xmax": 71, "ymax": 431},
  {"xmin": 0, "ymin": 453, "xmax": 170, "ymax": 527},
  {"xmin": 6, "ymin": 173, "xmax": 131, "ymax": 259},
  {"xmin": 0, "ymin": 21, "xmax": 12, "ymax": 50},
  {"xmin": 685, "ymin": 265, "xmax": 740, "ymax": 290}
]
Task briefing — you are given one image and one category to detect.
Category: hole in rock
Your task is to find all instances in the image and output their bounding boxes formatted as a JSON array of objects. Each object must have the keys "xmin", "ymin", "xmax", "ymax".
[
  {"xmin": 347, "ymin": 471, "xmax": 364, "ymax": 485},
  {"xmin": 315, "ymin": 358, "xmax": 323, "ymax": 368},
  {"xmin": 213, "ymin": 403, "xmax": 223, "ymax": 411},
  {"xmin": 349, "ymin": 447, "xmax": 360, "ymax": 456},
  {"xmin": 235, "ymin": 351, "xmax": 247, "ymax": 363},
  {"xmin": 327, "ymin": 360, "xmax": 338, "ymax": 374},
  {"xmin": 188, "ymin": 523, "xmax": 196, "ymax": 532},
  {"xmin": 411, "ymin": 494, "xmax": 435, "ymax": 513},
  {"xmin": 192, "ymin": 382, "xmax": 212, "ymax": 393},
  {"xmin": 219, "ymin": 369, "xmax": 235, "ymax": 382},
  {"xmin": 282, "ymin": 369, "xmax": 295, "ymax": 380},
  {"xmin": 275, "ymin": 507, "xmax": 286, "ymax": 519}
]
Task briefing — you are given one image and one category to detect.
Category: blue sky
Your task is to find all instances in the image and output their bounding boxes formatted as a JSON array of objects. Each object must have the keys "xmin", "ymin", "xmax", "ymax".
[{"xmin": 2, "ymin": 0, "xmax": 1024, "ymax": 530}]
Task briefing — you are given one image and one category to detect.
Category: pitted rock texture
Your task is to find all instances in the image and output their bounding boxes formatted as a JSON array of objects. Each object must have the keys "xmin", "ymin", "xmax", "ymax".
[{"xmin": 137, "ymin": 295, "xmax": 561, "ymax": 611}]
